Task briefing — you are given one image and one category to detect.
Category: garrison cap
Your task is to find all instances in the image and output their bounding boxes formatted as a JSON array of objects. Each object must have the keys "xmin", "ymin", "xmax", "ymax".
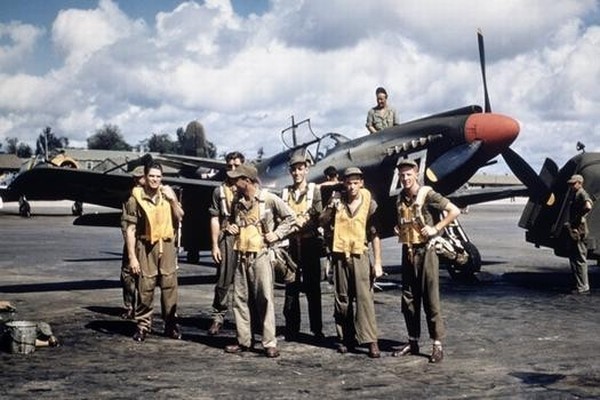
[
  {"xmin": 227, "ymin": 163, "xmax": 258, "ymax": 181},
  {"xmin": 396, "ymin": 159, "xmax": 418, "ymax": 170},
  {"xmin": 567, "ymin": 174, "xmax": 584, "ymax": 184},
  {"xmin": 132, "ymin": 166, "xmax": 145, "ymax": 178},
  {"xmin": 343, "ymin": 167, "xmax": 363, "ymax": 178},
  {"xmin": 288, "ymin": 153, "xmax": 308, "ymax": 167}
]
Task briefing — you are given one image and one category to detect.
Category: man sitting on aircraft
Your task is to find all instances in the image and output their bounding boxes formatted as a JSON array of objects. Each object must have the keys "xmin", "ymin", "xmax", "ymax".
[
  {"xmin": 207, "ymin": 151, "xmax": 245, "ymax": 336},
  {"xmin": 393, "ymin": 159, "xmax": 460, "ymax": 363},
  {"xmin": 366, "ymin": 86, "xmax": 399, "ymax": 134},
  {"xmin": 566, "ymin": 174, "xmax": 593, "ymax": 295},
  {"xmin": 123, "ymin": 162, "xmax": 185, "ymax": 342},
  {"xmin": 320, "ymin": 167, "xmax": 383, "ymax": 358},
  {"xmin": 224, "ymin": 164, "xmax": 295, "ymax": 358}
]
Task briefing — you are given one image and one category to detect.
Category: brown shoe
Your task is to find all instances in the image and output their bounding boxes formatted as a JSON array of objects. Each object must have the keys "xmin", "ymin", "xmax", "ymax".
[
  {"xmin": 392, "ymin": 340, "xmax": 419, "ymax": 357},
  {"xmin": 429, "ymin": 344, "xmax": 443, "ymax": 363},
  {"xmin": 265, "ymin": 347, "xmax": 280, "ymax": 358},
  {"xmin": 164, "ymin": 324, "xmax": 182, "ymax": 340},
  {"xmin": 208, "ymin": 321, "xmax": 222, "ymax": 336},
  {"xmin": 224, "ymin": 344, "xmax": 249, "ymax": 354},
  {"xmin": 133, "ymin": 329, "xmax": 147, "ymax": 342},
  {"xmin": 368, "ymin": 342, "xmax": 381, "ymax": 358}
]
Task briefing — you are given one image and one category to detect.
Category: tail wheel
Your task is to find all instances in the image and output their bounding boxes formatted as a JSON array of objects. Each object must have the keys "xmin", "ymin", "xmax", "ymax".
[
  {"xmin": 19, "ymin": 201, "xmax": 31, "ymax": 218},
  {"xmin": 447, "ymin": 241, "xmax": 481, "ymax": 281},
  {"xmin": 72, "ymin": 201, "xmax": 83, "ymax": 216}
]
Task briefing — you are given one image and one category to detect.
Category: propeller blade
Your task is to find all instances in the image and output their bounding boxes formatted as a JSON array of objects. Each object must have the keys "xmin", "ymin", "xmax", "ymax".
[
  {"xmin": 426, "ymin": 141, "xmax": 482, "ymax": 183},
  {"xmin": 502, "ymin": 147, "xmax": 553, "ymax": 204},
  {"xmin": 477, "ymin": 29, "xmax": 492, "ymax": 113}
]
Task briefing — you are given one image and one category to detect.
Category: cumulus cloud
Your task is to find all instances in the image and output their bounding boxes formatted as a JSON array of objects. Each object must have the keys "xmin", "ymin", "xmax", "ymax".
[
  {"xmin": 0, "ymin": 22, "xmax": 44, "ymax": 72},
  {"xmin": 0, "ymin": 0, "xmax": 598, "ymax": 173}
]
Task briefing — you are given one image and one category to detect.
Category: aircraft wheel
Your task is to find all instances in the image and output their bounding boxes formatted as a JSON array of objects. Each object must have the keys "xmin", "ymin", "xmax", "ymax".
[
  {"xmin": 72, "ymin": 201, "xmax": 83, "ymax": 216},
  {"xmin": 19, "ymin": 201, "xmax": 31, "ymax": 218},
  {"xmin": 187, "ymin": 250, "xmax": 200, "ymax": 264},
  {"xmin": 447, "ymin": 242, "xmax": 481, "ymax": 281}
]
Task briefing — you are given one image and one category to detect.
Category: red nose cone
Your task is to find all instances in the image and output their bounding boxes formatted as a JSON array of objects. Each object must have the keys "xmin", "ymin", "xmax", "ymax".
[{"xmin": 465, "ymin": 113, "xmax": 520, "ymax": 153}]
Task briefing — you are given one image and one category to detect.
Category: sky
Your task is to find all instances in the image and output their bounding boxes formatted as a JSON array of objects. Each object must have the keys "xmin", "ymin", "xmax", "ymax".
[{"xmin": 0, "ymin": 0, "xmax": 599, "ymax": 174}]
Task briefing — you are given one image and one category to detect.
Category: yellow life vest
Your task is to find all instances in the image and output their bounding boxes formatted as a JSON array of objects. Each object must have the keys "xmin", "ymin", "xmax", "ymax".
[
  {"xmin": 397, "ymin": 186, "xmax": 432, "ymax": 245},
  {"xmin": 132, "ymin": 186, "xmax": 175, "ymax": 244},
  {"xmin": 282, "ymin": 182, "xmax": 315, "ymax": 222},
  {"xmin": 332, "ymin": 188, "xmax": 371, "ymax": 257},
  {"xmin": 234, "ymin": 190, "xmax": 266, "ymax": 253}
]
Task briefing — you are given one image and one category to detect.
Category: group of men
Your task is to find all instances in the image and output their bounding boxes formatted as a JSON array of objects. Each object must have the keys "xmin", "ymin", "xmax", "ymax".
[{"xmin": 118, "ymin": 146, "xmax": 593, "ymax": 363}]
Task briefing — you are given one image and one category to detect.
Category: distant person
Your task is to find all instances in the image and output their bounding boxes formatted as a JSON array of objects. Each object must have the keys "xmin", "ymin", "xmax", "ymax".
[
  {"xmin": 393, "ymin": 159, "xmax": 460, "ymax": 363},
  {"xmin": 282, "ymin": 153, "xmax": 324, "ymax": 342},
  {"xmin": 224, "ymin": 164, "xmax": 295, "ymax": 358},
  {"xmin": 366, "ymin": 86, "xmax": 399, "ymax": 133},
  {"xmin": 320, "ymin": 166, "xmax": 340, "ymax": 187},
  {"xmin": 119, "ymin": 165, "xmax": 145, "ymax": 320},
  {"xmin": 123, "ymin": 162, "xmax": 185, "ymax": 342},
  {"xmin": 319, "ymin": 167, "xmax": 383, "ymax": 358},
  {"xmin": 207, "ymin": 151, "xmax": 245, "ymax": 336},
  {"xmin": 566, "ymin": 174, "xmax": 593, "ymax": 295}
]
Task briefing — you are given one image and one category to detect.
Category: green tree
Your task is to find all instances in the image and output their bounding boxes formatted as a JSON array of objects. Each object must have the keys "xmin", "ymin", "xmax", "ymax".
[
  {"xmin": 147, "ymin": 133, "xmax": 177, "ymax": 154},
  {"xmin": 87, "ymin": 124, "xmax": 132, "ymax": 150},
  {"xmin": 5, "ymin": 137, "xmax": 18, "ymax": 154},
  {"xmin": 16, "ymin": 143, "xmax": 33, "ymax": 158},
  {"xmin": 179, "ymin": 120, "xmax": 216, "ymax": 158},
  {"xmin": 35, "ymin": 126, "xmax": 69, "ymax": 156}
]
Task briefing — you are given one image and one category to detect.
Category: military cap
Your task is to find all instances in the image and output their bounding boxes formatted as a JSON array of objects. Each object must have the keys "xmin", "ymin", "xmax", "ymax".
[
  {"xmin": 343, "ymin": 167, "xmax": 363, "ymax": 178},
  {"xmin": 227, "ymin": 163, "xmax": 258, "ymax": 181},
  {"xmin": 288, "ymin": 153, "xmax": 308, "ymax": 167},
  {"xmin": 396, "ymin": 159, "xmax": 418, "ymax": 170},
  {"xmin": 567, "ymin": 174, "xmax": 584, "ymax": 184},
  {"xmin": 132, "ymin": 166, "xmax": 145, "ymax": 178}
]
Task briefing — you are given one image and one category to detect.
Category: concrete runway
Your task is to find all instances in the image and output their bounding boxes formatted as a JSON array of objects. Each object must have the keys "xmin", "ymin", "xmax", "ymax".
[{"xmin": 0, "ymin": 201, "xmax": 599, "ymax": 399}]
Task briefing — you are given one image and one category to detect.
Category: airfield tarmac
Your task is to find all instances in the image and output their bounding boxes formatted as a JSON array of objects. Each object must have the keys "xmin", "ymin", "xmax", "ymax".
[{"xmin": 0, "ymin": 200, "xmax": 598, "ymax": 399}]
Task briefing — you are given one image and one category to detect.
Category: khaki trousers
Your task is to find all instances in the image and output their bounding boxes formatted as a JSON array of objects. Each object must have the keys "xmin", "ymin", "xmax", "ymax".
[
  {"xmin": 232, "ymin": 251, "xmax": 277, "ymax": 349},
  {"xmin": 332, "ymin": 252, "xmax": 378, "ymax": 345}
]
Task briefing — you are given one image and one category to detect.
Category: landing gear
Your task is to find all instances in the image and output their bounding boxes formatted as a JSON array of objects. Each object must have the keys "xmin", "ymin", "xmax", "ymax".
[
  {"xmin": 72, "ymin": 201, "xmax": 83, "ymax": 216},
  {"xmin": 18, "ymin": 196, "xmax": 31, "ymax": 218}
]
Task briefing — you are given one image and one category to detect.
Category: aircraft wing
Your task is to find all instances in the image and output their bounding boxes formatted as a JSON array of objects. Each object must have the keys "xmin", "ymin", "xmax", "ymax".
[
  {"xmin": 157, "ymin": 154, "xmax": 227, "ymax": 171},
  {"xmin": 447, "ymin": 185, "xmax": 529, "ymax": 208},
  {"xmin": 7, "ymin": 164, "xmax": 220, "ymax": 210}
]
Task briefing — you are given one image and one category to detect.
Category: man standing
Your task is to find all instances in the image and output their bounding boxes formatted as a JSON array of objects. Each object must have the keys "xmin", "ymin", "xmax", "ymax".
[
  {"xmin": 207, "ymin": 151, "xmax": 245, "ymax": 335},
  {"xmin": 566, "ymin": 174, "xmax": 593, "ymax": 295},
  {"xmin": 282, "ymin": 153, "xmax": 324, "ymax": 341},
  {"xmin": 393, "ymin": 159, "xmax": 460, "ymax": 363},
  {"xmin": 119, "ymin": 165, "xmax": 145, "ymax": 320},
  {"xmin": 123, "ymin": 162, "xmax": 184, "ymax": 342},
  {"xmin": 224, "ymin": 164, "xmax": 294, "ymax": 358},
  {"xmin": 320, "ymin": 167, "xmax": 383, "ymax": 358}
]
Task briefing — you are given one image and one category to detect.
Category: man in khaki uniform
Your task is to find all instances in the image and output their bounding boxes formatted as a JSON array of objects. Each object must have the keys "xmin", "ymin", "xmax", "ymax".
[
  {"xmin": 224, "ymin": 164, "xmax": 294, "ymax": 358},
  {"xmin": 282, "ymin": 153, "xmax": 324, "ymax": 341},
  {"xmin": 119, "ymin": 165, "xmax": 145, "ymax": 320},
  {"xmin": 320, "ymin": 167, "xmax": 383, "ymax": 358},
  {"xmin": 123, "ymin": 162, "xmax": 184, "ymax": 342},
  {"xmin": 208, "ymin": 151, "xmax": 245, "ymax": 335},
  {"xmin": 566, "ymin": 174, "xmax": 593, "ymax": 295},
  {"xmin": 393, "ymin": 159, "xmax": 460, "ymax": 363}
]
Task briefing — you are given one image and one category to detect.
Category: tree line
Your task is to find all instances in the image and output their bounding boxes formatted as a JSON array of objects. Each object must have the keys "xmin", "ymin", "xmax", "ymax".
[{"xmin": 1, "ymin": 121, "xmax": 217, "ymax": 159}]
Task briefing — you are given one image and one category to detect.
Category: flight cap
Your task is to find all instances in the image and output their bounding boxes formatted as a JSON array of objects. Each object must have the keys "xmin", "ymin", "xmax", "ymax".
[
  {"xmin": 288, "ymin": 153, "xmax": 308, "ymax": 167},
  {"xmin": 227, "ymin": 163, "xmax": 258, "ymax": 181},
  {"xmin": 132, "ymin": 166, "xmax": 145, "ymax": 178},
  {"xmin": 343, "ymin": 167, "xmax": 363, "ymax": 178},
  {"xmin": 396, "ymin": 159, "xmax": 418, "ymax": 170},
  {"xmin": 567, "ymin": 174, "xmax": 584, "ymax": 184}
]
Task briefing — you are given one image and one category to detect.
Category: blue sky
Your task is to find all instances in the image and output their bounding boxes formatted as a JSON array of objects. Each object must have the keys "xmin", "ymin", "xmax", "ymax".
[{"xmin": 0, "ymin": 0, "xmax": 599, "ymax": 174}]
